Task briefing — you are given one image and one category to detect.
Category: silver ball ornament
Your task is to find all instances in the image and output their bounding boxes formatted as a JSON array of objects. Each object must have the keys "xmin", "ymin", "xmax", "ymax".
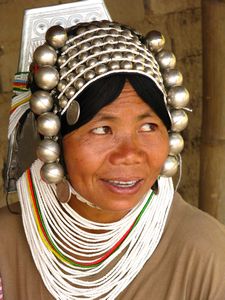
[
  {"xmin": 84, "ymin": 70, "xmax": 95, "ymax": 81},
  {"xmin": 34, "ymin": 66, "xmax": 59, "ymax": 90},
  {"xmin": 145, "ymin": 30, "xmax": 165, "ymax": 53},
  {"xmin": 169, "ymin": 133, "xmax": 184, "ymax": 155},
  {"xmin": 57, "ymin": 80, "xmax": 67, "ymax": 92},
  {"xmin": 171, "ymin": 109, "xmax": 188, "ymax": 132},
  {"xmin": 167, "ymin": 86, "xmax": 190, "ymax": 109},
  {"xmin": 121, "ymin": 61, "xmax": 133, "ymax": 70},
  {"xmin": 74, "ymin": 78, "xmax": 85, "ymax": 90},
  {"xmin": 58, "ymin": 96, "xmax": 68, "ymax": 109},
  {"xmin": 37, "ymin": 112, "xmax": 61, "ymax": 136},
  {"xmin": 37, "ymin": 139, "xmax": 60, "ymax": 163},
  {"xmin": 57, "ymin": 56, "xmax": 67, "ymax": 66},
  {"xmin": 108, "ymin": 61, "xmax": 120, "ymax": 70},
  {"xmin": 40, "ymin": 162, "xmax": 64, "ymax": 184},
  {"xmin": 111, "ymin": 52, "xmax": 123, "ymax": 59},
  {"xmin": 33, "ymin": 44, "xmax": 57, "ymax": 66},
  {"xmin": 45, "ymin": 25, "xmax": 68, "ymax": 49},
  {"xmin": 30, "ymin": 90, "xmax": 53, "ymax": 115},
  {"xmin": 95, "ymin": 64, "xmax": 108, "ymax": 75},
  {"xmin": 65, "ymin": 86, "xmax": 76, "ymax": 99},
  {"xmin": 156, "ymin": 50, "xmax": 176, "ymax": 70},
  {"xmin": 60, "ymin": 67, "xmax": 68, "ymax": 78},
  {"xmin": 161, "ymin": 155, "xmax": 179, "ymax": 177},
  {"xmin": 163, "ymin": 69, "xmax": 183, "ymax": 87}
]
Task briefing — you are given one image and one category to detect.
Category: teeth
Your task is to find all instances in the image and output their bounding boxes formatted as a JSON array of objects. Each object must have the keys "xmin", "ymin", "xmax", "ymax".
[{"xmin": 108, "ymin": 180, "xmax": 138, "ymax": 187}]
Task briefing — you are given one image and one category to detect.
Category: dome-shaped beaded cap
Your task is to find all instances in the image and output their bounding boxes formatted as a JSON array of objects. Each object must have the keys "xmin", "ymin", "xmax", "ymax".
[{"xmin": 29, "ymin": 21, "xmax": 190, "ymax": 184}]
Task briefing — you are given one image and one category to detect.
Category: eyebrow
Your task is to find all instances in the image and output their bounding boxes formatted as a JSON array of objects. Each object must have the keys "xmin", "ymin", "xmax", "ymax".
[{"xmin": 93, "ymin": 111, "xmax": 155, "ymax": 122}]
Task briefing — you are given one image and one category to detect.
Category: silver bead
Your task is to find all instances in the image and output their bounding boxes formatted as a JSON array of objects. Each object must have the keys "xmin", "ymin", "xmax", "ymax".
[
  {"xmin": 121, "ymin": 29, "xmax": 132, "ymax": 38},
  {"xmin": 37, "ymin": 112, "xmax": 61, "ymax": 136},
  {"xmin": 68, "ymin": 48, "xmax": 78, "ymax": 57},
  {"xmin": 66, "ymin": 72, "xmax": 76, "ymax": 82},
  {"xmin": 109, "ymin": 29, "xmax": 118, "ymax": 35},
  {"xmin": 37, "ymin": 139, "xmax": 60, "ymax": 163},
  {"xmin": 57, "ymin": 80, "xmax": 67, "ymax": 92},
  {"xmin": 84, "ymin": 70, "xmax": 95, "ymax": 81},
  {"xmin": 76, "ymin": 27, "xmax": 87, "ymax": 35},
  {"xmin": 117, "ymin": 43, "xmax": 126, "ymax": 50},
  {"xmin": 58, "ymin": 56, "xmax": 67, "ymax": 66},
  {"xmin": 134, "ymin": 62, "xmax": 145, "ymax": 71},
  {"xmin": 80, "ymin": 42, "xmax": 91, "ymax": 51},
  {"xmin": 169, "ymin": 133, "xmax": 184, "ymax": 155},
  {"xmin": 161, "ymin": 155, "xmax": 179, "ymax": 177},
  {"xmin": 145, "ymin": 67, "xmax": 154, "ymax": 76},
  {"xmin": 75, "ymin": 65, "xmax": 86, "ymax": 74},
  {"xmin": 171, "ymin": 109, "xmax": 188, "ymax": 132},
  {"xmin": 95, "ymin": 64, "xmax": 108, "ymax": 75},
  {"xmin": 58, "ymin": 95, "xmax": 68, "ymax": 108},
  {"xmin": 111, "ymin": 52, "xmax": 123, "ymax": 59},
  {"xmin": 33, "ymin": 44, "xmax": 57, "ymax": 66},
  {"xmin": 145, "ymin": 30, "xmax": 165, "ymax": 53},
  {"xmin": 167, "ymin": 86, "xmax": 190, "ymax": 109},
  {"xmin": 59, "ymin": 67, "xmax": 68, "ymax": 78},
  {"xmin": 87, "ymin": 24, "xmax": 98, "ymax": 31},
  {"xmin": 127, "ymin": 44, "xmax": 137, "ymax": 51},
  {"xmin": 34, "ymin": 66, "xmax": 59, "ymax": 90},
  {"xmin": 124, "ymin": 52, "xmax": 135, "ymax": 60},
  {"xmin": 97, "ymin": 29, "xmax": 106, "ymax": 35},
  {"xmin": 86, "ymin": 58, "xmax": 98, "ymax": 67},
  {"xmin": 156, "ymin": 50, "xmax": 176, "ymax": 69},
  {"xmin": 78, "ymin": 52, "xmax": 89, "ymax": 61},
  {"xmin": 117, "ymin": 36, "xmax": 126, "ymax": 43},
  {"xmin": 91, "ymin": 38, "xmax": 102, "ymax": 46},
  {"xmin": 65, "ymin": 86, "xmax": 76, "ymax": 99},
  {"xmin": 104, "ymin": 36, "xmax": 115, "ymax": 43},
  {"xmin": 74, "ymin": 78, "xmax": 85, "ymax": 89},
  {"xmin": 99, "ymin": 53, "xmax": 110, "ymax": 62},
  {"xmin": 104, "ymin": 44, "xmax": 114, "ymax": 51},
  {"xmin": 121, "ymin": 60, "xmax": 133, "ymax": 70},
  {"xmin": 30, "ymin": 90, "xmax": 53, "ymax": 115},
  {"xmin": 91, "ymin": 47, "xmax": 101, "ymax": 54},
  {"xmin": 135, "ymin": 55, "xmax": 145, "ymax": 63},
  {"xmin": 61, "ymin": 45, "xmax": 69, "ymax": 52},
  {"xmin": 163, "ymin": 69, "xmax": 183, "ymax": 87},
  {"xmin": 68, "ymin": 58, "xmax": 78, "ymax": 69},
  {"xmin": 45, "ymin": 25, "xmax": 68, "ymax": 49},
  {"xmin": 85, "ymin": 33, "xmax": 93, "ymax": 39},
  {"xmin": 108, "ymin": 61, "xmax": 120, "ymax": 70},
  {"xmin": 40, "ymin": 162, "xmax": 64, "ymax": 184}
]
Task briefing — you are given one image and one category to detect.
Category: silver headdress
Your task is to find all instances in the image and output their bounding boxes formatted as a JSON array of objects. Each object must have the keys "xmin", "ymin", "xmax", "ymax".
[
  {"xmin": 29, "ymin": 21, "xmax": 189, "ymax": 185},
  {"xmin": 4, "ymin": 2, "xmax": 190, "ymax": 192}
]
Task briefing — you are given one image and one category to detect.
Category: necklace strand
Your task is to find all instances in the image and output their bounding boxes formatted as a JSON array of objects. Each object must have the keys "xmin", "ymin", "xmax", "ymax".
[{"xmin": 18, "ymin": 159, "xmax": 174, "ymax": 299}]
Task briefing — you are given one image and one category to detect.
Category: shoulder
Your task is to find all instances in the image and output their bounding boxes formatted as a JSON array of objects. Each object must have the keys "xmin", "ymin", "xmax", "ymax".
[
  {"xmin": 166, "ymin": 193, "xmax": 225, "ymax": 275},
  {"xmin": 0, "ymin": 202, "xmax": 24, "ymax": 247},
  {"xmin": 170, "ymin": 192, "xmax": 225, "ymax": 247}
]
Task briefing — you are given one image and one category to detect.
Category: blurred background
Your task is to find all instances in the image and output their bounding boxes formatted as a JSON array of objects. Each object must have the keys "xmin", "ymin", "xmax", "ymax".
[{"xmin": 0, "ymin": 0, "xmax": 224, "ymax": 223}]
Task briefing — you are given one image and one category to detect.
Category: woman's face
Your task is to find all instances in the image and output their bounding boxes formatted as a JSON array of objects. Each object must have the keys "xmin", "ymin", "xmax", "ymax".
[{"xmin": 63, "ymin": 81, "xmax": 169, "ymax": 221}]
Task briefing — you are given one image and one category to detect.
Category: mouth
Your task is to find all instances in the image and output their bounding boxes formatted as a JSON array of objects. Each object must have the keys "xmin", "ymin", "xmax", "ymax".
[{"xmin": 100, "ymin": 178, "xmax": 144, "ymax": 195}]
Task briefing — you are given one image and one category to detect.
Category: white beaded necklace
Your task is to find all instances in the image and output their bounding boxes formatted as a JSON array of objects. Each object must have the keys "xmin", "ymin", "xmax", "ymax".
[{"xmin": 17, "ymin": 159, "xmax": 174, "ymax": 300}]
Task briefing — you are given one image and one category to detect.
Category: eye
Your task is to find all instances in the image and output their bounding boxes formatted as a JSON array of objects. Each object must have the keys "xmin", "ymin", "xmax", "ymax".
[
  {"xmin": 140, "ymin": 123, "xmax": 157, "ymax": 132},
  {"xmin": 92, "ymin": 126, "xmax": 112, "ymax": 135}
]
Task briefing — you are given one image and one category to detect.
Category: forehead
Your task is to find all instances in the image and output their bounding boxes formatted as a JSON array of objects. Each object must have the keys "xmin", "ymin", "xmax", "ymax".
[{"xmin": 96, "ymin": 81, "xmax": 156, "ymax": 116}]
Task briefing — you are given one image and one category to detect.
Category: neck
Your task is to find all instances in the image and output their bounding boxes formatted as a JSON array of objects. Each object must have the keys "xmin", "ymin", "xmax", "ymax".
[{"xmin": 69, "ymin": 195, "xmax": 132, "ymax": 223}]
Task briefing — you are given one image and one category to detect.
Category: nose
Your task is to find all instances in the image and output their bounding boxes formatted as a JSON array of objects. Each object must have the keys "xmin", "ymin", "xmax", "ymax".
[{"xmin": 109, "ymin": 136, "xmax": 145, "ymax": 166}]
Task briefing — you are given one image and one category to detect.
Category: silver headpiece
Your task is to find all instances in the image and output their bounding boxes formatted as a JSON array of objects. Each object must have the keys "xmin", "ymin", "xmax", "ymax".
[{"xmin": 28, "ymin": 20, "xmax": 190, "ymax": 185}]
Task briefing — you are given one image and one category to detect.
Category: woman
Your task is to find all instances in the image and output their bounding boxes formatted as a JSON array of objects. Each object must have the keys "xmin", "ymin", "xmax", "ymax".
[{"xmin": 0, "ymin": 20, "xmax": 225, "ymax": 300}]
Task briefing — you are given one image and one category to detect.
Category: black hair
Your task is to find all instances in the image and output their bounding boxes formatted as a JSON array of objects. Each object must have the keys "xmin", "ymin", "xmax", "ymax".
[{"xmin": 60, "ymin": 73, "xmax": 171, "ymax": 136}]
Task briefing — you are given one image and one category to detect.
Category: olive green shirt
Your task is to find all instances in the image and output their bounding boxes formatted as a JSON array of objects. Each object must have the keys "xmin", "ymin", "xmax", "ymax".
[{"xmin": 0, "ymin": 193, "xmax": 225, "ymax": 299}]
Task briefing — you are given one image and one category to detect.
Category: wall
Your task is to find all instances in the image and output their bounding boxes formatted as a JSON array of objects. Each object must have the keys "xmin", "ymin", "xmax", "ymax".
[{"xmin": 0, "ymin": 0, "xmax": 202, "ymax": 208}]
